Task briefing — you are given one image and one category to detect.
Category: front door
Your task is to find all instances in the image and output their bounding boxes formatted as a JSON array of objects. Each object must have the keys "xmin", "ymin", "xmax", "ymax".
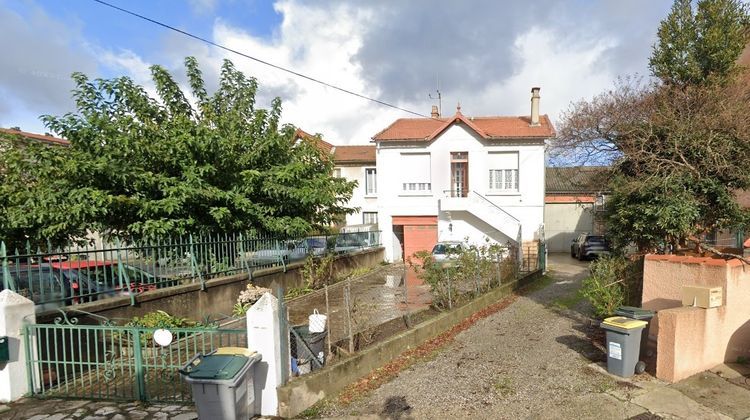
[{"xmin": 450, "ymin": 152, "xmax": 468, "ymax": 197}]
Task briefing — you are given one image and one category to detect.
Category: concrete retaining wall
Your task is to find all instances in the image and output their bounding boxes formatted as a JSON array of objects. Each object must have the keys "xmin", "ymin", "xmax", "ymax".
[
  {"xmin": 276, "ymin": 269, "xmax": 543, "ymax": 418},
  {"xmin": 37, "ymin": 248, "xmax": 385, "ymax": 324}
]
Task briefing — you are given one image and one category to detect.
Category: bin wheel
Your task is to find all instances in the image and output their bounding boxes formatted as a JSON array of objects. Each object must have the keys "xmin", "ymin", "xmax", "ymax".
[{"xmin": 635, "ymin": 361, "xmax": 646, "ymax": 374}]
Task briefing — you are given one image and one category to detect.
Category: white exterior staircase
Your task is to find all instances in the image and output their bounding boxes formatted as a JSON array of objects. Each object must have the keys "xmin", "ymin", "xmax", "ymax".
[{"xmin": 439, "ymin": 191, "xmax": 522, "ymax": 245}]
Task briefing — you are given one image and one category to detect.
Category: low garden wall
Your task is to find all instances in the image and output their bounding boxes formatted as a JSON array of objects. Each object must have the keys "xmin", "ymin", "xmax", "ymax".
[
  {"xmin": 276, "ymin": 268, "xmax": 543, "ymax": 418},
  {"xmin": 36, "ymin": 247, "xmax": 385, "ymax": 324},
  {"xmin": 642, "ymin": 255, "xmax": 750, "ymax": 382}
]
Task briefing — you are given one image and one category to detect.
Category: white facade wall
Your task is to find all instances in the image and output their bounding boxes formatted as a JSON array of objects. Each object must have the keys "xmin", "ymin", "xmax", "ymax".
[
  {"xmin": 336, "ymin": 164, "xmax": 378, "ymax": 226},
  {"xmin": 376, "ymin": 123, "xmax": 546, "ymax": 262}
]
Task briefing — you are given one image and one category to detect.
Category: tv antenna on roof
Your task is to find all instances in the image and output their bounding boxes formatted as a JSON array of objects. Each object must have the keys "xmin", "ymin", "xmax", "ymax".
[{"xmin": 428, "ymin": 74, "xmax": 442, "ymax": 117}]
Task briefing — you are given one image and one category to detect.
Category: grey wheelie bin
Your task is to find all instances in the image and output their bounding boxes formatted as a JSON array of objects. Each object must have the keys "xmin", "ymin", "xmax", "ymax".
[
  {"xmin": 601, "ymin": 316, "xmax": 648, "ymax": 377},
  {"xmin": 615, "ymin": 306, "xmax": 655, "ymax": 358},
  {"xmin": 180, "ymin": 349, "xmax": 262, "ymax": 420}
]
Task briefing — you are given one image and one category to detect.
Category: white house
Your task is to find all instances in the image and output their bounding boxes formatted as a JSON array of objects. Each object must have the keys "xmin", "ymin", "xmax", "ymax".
[
  {"xmin": 372, "ymin": 88, "xmax": 555, "ymax": 262},
  {"xmin": 294, "ymin": 129, "xmax": 378, "ymax": 227},
  {"xmin": 332, "ymin": 145, "xmax": 378, "ymax": 226}
]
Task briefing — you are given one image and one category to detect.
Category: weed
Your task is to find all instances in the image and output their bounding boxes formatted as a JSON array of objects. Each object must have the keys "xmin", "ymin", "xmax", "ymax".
[
  {"xmin": 493, "ymin": 377, "xmax": 516, "ymax": 397},
  {"xmin": 349, "ymin": 266, "xmax": 372, "ymax": 278},
  {"xmin": 298, "ymin": 401, "xmax": 325, "ymax": 418},
  {"xmin": 552, "ymin": 291, "xmax": 585, "ymax": 310},
  {"xmin": 595, "ymin": 378, "xmax": 616, "ymax": 393},
  {"xmin": 521, "ymin": 274, "xmax": 555, "ymax": 294},
  {"xmin": 737, "ymin": 356, "xmax": 749, "ymax": 365}
]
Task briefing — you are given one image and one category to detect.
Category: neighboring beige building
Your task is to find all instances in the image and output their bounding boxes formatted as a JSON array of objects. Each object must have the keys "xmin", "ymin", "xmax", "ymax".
[
  {"xmin": 332, "ymin": 145, "xmax": 377, "ymax": 226},
  {"xmin": 544, "ymin": 166, "xmax": 608, "ymax": 253}
]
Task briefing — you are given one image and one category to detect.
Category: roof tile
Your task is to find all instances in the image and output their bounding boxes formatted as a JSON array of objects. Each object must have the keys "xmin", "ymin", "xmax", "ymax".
[
  {"xmin": 333, "ymin": 145, "xmax": 376, "ymax": 164},
  {"xmin": 372, "ymin": 113, "xmax": 555, "ymax": 141}
]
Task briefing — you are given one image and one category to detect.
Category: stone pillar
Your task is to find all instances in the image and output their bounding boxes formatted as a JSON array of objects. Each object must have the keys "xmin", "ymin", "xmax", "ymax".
[
  {"xmin": 247, "ymin": 293, "xmax": 286, "ymax": 416},
  {"xmin": 0, "ymin": 290, "xmax": 35, "ymax": 402}
]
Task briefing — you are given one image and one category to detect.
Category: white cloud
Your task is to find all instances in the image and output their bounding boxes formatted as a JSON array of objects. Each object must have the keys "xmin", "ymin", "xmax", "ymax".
[{"xmin": 1, "ymin": 0, "xmax": 667, "ymax": 144}]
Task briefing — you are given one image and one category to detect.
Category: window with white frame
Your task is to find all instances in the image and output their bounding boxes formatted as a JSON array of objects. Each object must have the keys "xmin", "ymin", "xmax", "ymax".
[
  {"xmin": 363, "ymin": 212, "xmax": 378, "ymax": 225},
  {"xmin": 365, "ymin": 168, "xmax": 377, "ymax": 195},
  {"xmin": 333, "ymin": 168, "xmax": 342, "ymax": 178},
  {"xmin": 488, "ymin": 152, "xmax": 519, "ymax": 192},
  {"xmin": 401, "ymin": 153, "xmax": 431, "ymax": 193}
]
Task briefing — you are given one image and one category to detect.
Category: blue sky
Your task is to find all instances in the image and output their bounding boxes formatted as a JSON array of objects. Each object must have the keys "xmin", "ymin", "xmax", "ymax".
[{"xmin": 0, "ymin": 0, "xmax": 674, "ymax": 144}]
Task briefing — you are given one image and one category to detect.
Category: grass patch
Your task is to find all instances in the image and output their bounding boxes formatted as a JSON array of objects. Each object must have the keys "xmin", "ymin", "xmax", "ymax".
[
  {"xmin": 493, "ymin": 377, "xmax": 516, "ymax": 397},
  {"xmin": 520, "ymin": 274, "xmax": 555, "ymax": 294},
  {"xmin": 349, "ymin": 266, "xmax": 372, "ymax": 277},
  {"xmin": 298, "ymin": 403, "xmax": 324, "ymax": 418},
  {"xmin": 552, "ymin": 291, "xmax": 585, "ymax": 310}
]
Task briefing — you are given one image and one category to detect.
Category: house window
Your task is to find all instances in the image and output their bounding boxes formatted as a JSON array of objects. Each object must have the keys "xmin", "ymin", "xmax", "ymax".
[
  {"xmin": 400, "ymin": 153, "xmax": 431, "ymax": 194},
  {"xmin": 488, "ymin": 152, "xmax": 519, "ymax": 192},
  {"xmin": 333, "ymin": 168, "xmax": 342, "ymax": 178},
  {"xmin": 363, "ymin": 212, "xmax": 378, "ymax": 225},
  {"xmin": 365, "ymin": 168, "xmax": 377, "ymax": 195}
]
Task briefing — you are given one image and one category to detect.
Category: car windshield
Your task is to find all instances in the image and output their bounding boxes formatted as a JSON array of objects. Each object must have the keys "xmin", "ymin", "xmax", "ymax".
[
  {"xmin": 7, "ymin": 267, "xmax": 66, "ymax": 296},
  {"xmin": 432, "ymin": 244, "xmax": 462, "ymax": 255},
  {"xmin": 305, "ymin": 238, "xmax": 327, "ymax": 248}
]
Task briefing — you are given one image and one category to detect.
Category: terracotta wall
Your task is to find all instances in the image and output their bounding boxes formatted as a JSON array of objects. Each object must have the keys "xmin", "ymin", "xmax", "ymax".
[{"xmin": 642, "ymin": 255, "xmax": 750, "ymax": 382}]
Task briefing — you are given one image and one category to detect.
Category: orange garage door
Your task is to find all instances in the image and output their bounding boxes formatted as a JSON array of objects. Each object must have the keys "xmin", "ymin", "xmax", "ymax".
[{"xmin": 393, "ymin": 216, "xmax": 438, "ymax": 262}]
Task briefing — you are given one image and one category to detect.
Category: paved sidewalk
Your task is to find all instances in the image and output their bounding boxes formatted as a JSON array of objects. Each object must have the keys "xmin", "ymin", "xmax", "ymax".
[
  {"xmin": 0, "ymin": 399, "xmax": 197, "ymax": 419},
  {"xmin": 319, "ymin": 253, "xmax": 750, "ymax": 419}
]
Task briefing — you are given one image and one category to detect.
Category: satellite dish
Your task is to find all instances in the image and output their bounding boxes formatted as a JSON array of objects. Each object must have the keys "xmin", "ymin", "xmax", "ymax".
[{"xmin": 153, "ymin": 329, "xmax": 173, "ymax": 347}]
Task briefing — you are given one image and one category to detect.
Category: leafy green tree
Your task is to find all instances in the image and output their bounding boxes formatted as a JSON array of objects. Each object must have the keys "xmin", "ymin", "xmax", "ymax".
[
  {"xmin": 555, "ymin": 0, "xmax": 750, "ymax": 252},
  {"xmin": 650, "ymin": 0, "xmax": 749, "ymax": 86},
  {"xmin": 0, "ymin": 57, "xmax": 355, "ymax": 246}
]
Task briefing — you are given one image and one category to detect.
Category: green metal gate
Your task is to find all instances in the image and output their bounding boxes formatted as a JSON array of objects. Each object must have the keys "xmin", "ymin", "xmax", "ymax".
[{"xmin": 23, "ymin": 313, "xmax": 247, "ymax": 403}]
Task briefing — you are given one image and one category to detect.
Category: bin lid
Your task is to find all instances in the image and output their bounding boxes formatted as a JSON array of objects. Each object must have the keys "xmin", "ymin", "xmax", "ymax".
[
  {"xmin": 214, "ymin": 347, "xmax": 257, "ymax": 357},
  {"xmin": 615, "ymin": 306, "xmax": 655, "ymax": 319},
  {"xmin": 185, "ymin": 355, "xmax": 249, "ymax": 380},
  {"xmin": 602, "ymin": 316, "xmax": 648, "ymax": 330}
]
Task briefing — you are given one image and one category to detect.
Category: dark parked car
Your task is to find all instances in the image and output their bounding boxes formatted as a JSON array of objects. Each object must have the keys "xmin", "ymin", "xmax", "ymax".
[
  {"xmin": 571, "ymin": 234, "xmax": 610, "ymax": 261},
  {"xmin": 4, "ymin": 260, "xmax": 173, "ymax": 311}
]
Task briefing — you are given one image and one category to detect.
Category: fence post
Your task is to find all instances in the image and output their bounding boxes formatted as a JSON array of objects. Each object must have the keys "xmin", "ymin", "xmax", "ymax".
[
  {"xmin": 1, "ymin": 242, "xmax": 14, "ymax": 291},
  {"xmin": 344, "ymin": 281, "xmax": 354, "ymax": 353},
  {"xmin": 324, "ymin": 284, "xmax": 332, "ymax": 358},
  {"xmin": 0, "ymin": 290, "xmax": 35, "ymax": 402},
  {"xmin": 189, "ymin": 235, "xmax": 206, "ymax": 291},
  {"xmin": 115, "ymin": 238, "xmax": 136, "ymax": 306},
  {"xmin": 132, "ymin": 328, "xmax": 147, "ymax": 401},
  {"xmin": 246, "ymin": 292, "xmax": 286, "ymax": 416}
]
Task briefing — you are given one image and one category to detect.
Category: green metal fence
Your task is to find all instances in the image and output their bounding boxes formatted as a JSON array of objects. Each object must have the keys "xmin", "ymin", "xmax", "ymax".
[
  {"xmin": 23, "ymin": 313, "xmax": 247, "ymax": 402},
  {"xmin": 2, "ymin": 230, "xmax": 381, "ymax": 311}
]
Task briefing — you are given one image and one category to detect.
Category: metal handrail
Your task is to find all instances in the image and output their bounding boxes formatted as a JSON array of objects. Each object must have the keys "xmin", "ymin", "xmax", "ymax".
[{"xmin": 469, "ymin": 191, "xmax": 521, "ymax": 223}]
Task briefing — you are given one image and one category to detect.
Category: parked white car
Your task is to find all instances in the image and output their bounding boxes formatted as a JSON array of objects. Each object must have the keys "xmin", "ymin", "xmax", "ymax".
[
  {"xmin": 431, "ymin": 241, "xmax": 468, "ymax": 263},
  {"xmin": 334, "ymin": 224, "xmax": 379, "ymax": 254},
  {"xmin": 246, "ymin": 237, "xmax": 328, "ymax": 265}
]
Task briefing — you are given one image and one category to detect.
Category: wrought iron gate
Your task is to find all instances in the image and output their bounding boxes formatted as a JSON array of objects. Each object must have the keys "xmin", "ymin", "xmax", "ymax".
[{"xmin": 23, "ymin": 313, "xmax": 247, "ymax": 402}]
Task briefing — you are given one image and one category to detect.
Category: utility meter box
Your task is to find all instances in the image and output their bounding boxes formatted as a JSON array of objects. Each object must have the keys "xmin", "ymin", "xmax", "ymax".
[
  {"xmin": 682, "ymin": 286, "xmax": 722, "ymax": 309},
  {"xmin": 0, "ymin": 336, "xmax": 9, "ymax": 362}
]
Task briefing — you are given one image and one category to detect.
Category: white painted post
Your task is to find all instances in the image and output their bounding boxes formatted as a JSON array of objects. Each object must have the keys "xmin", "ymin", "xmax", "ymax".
[
  {"xmin": 246, "ymin": 292, "xmax": 286, "ymax": 416},
  {"xmin": 0, "ymin": 290, "xmax": 35, "ymax": 403}
]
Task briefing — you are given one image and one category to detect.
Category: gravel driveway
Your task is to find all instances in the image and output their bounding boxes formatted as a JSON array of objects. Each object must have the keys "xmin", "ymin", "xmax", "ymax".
[{"xmin": 320, "ymin": 254, "xmax": 648, "ymax": 419}]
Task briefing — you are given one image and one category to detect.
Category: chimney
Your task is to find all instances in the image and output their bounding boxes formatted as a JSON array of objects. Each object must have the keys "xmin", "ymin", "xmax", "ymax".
[
  {"xmin": 530, "ymin": 87, "xmax": 541, "ymax": 127},
  {"xmin": 431, "ymin": 105, "xmax": 440, "ymax": 118}
]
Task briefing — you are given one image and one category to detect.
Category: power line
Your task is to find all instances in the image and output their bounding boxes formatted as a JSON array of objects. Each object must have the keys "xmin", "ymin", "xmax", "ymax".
[{"xmin": 91, "ymin": 0, "xmax": 428, "ymax": 118}]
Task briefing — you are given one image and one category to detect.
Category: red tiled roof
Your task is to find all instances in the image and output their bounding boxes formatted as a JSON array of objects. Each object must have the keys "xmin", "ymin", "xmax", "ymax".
[
  {"xmin": 294, "ymin": 128, "xmax": 334, "ymax": 154},
  {"xmin": 333, "ymin": 145, "xmax": 376, "ymax": 164},
  {"xmin": 0, "ymin": 127, "xmax": 69, "ymax": 146},
  {"xmin": 372, "ymin": 111, "xmax": 555, "ymax": 142}
]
